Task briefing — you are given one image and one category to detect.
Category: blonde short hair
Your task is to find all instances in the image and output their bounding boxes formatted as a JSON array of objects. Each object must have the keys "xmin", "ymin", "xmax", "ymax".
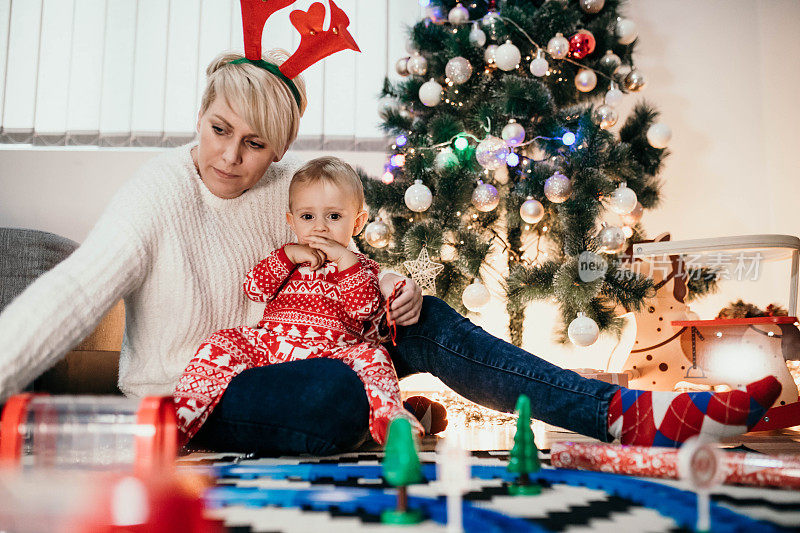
[
  {"xmin": 199, "ymin": 50, "xmax": 308, "ymax": 159},
  {"xmin": 289, "ymin": 156, "xmax": 364, "ymax": 212}
]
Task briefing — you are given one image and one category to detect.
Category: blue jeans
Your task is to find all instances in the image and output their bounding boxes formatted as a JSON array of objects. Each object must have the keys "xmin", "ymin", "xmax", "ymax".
[{"xmin": 190, "ymin": 297, "xmax": 619, "ymax": 455}]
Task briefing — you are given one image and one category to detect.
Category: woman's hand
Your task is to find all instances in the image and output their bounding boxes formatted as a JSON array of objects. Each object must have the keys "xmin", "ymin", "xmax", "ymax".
[
  {"xmin": 284, "ymin": 244, "xmax": 327, "ymax": 270},
  {"xmin": 379, "ymin": 273, "xmax": 422, "ymax": 326},
  {"xmin": 305, "ymin": 236, "xmax": 358, "ymax": 270}
]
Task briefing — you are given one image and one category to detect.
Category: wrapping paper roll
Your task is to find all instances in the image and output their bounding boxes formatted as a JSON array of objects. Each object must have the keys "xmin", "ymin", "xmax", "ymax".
[{"xmin": 551, "ymin": 441, "xmax": 800, "ymax": 490}]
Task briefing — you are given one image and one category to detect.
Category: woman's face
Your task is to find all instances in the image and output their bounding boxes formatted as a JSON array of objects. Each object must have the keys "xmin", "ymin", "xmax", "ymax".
[{"xmin": 194, "ymin": 98, "xmax": 278, "ymax": 199}]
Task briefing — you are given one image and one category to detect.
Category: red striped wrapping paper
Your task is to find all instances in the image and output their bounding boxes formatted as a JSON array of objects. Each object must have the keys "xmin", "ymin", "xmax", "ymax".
[{"xmin": 550, "ymin": 441, "xmax": 800, "ymax": 490}]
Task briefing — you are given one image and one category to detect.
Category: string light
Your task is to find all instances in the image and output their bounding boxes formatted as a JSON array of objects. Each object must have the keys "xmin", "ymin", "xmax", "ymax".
[
  {"xmin": 454, "ymin": 136, "xmax": 469, "ymax": 151},
  {"xmin": 561, "ymin": 132, "xmax": 576, "ymax": 146},
  {"xmin": 395, "ymin": 134, "xmax": 408, "ymax": 147}
]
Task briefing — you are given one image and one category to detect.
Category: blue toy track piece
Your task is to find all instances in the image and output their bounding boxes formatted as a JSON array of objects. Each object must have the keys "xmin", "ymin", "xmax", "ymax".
[
  {"xmin": 205, "ymin": 485, "xmax": 545, "ymax": 533},
  {"xmin": 198, "ymin": 462, "xmax": 790, "ymax": 532}
]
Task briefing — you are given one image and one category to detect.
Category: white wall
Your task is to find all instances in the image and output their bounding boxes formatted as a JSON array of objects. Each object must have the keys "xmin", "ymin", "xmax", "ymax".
[{"xmin": 1, "ymin": 0, "xmax": 799, "ymax": 375}]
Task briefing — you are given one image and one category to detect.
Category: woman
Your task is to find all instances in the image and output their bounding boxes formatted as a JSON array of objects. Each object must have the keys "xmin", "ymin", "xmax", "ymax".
[{"xmin": 0, "ymin": 50, "xmax": 779, "ymax": 455}]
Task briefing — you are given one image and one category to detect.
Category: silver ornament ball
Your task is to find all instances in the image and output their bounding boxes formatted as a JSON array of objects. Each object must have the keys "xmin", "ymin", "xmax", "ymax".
[
  {"xmin": 469, "ymin": 23, "xmax": 486, "ymax": 47},
  {"xmin": 484, "ymin": 44, "xmax": 498, "ymax": 65},
  {"xmin": 407, "ymin": 53, "xmax": 428, "ymax": 76},
  {"xmin": 434, "ymin": 148, "xmax": 459, "ymax": 171},
  {"xmin": 604, "ymin": 84, "xmax": 623, "ymax": 106},
  {"xmin": 530, "ymin": 54, "xmax": 549, "ymax": 77},
  {"xmin": 520, "ymin": 197, "xmax": 545, "ymax": 224},
  {"xmin": 475, "ymin": 135, "xmax": 509, "ymax": 170},
  {"xmin": 568, "ymin": 312, "xmax": 600, "ymax": 347},
  {"xmin": 544, "ymin": 172, "xmax": 572, "ymax": 203},
  {"xmin": 624, "ymin": 68, "xmax": 646, "ymax": 92},
  {"xmin": 579, "ymin": 0, "xmax": 605, "ymax": 14},
  {"xmin": 405, "ymin": 180, "xmax": 433, "ymax": 212},
  {"xmin": 445, "ymin": 56, "xmax": 473, "ymax": 84},
  {"xmin": 599, "ymin": 50, "xmax": 621, "ymax": 73},
  {"xmin": 501, "ymin": 121, "xmax": 525, "ymax": 147},
  {"xmin": 647, "ymin": 122, "xmax": 672, "ymax": 149},
  {"xmin": 472, "ymin": 180, "xmax": 500, "ymax": 212},
  {"xmin": 462, "ymin": 279, "xmax": 491, "ymax": 312},
  {"xmin": 598, "ymin": 224, "xmax": 626, "ymax": 254},
  {"xmin": 448, "ymin": 3, "xmax": 470, "ymax": 25},
  {"xmin": 575, "ymin": 68, "xmax": 598, "ymax": 92},
  {"xmin": 419, "ymin": 78, "xmax": 443, "ymax": 107},
  {"xmin": 608, "ymin": 183, "xmax": 638, "ymax": 215},
  {"xmin": 591, "ymin": 104, "xmax": 618, "ymax": 129},
  {"xmin": 547, "ymin": 33, "xmax": 570, "ymax": 60},
  {"xmin": 364, "ymin": 220, "xmax": 391, "ymax": 248},
  {"xmin": 615, "ymin": 18, "xmax": 638, "ymax": 45},
  {"xmin": 395, "ymin": 57, "xmax": 410, "ymax": 77},
  {"xmin": 495, "ymin": 40, "xmax": 521, "ymax": 71}
]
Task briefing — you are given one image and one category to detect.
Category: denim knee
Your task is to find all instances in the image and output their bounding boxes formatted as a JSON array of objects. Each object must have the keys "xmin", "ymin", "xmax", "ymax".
[{"xmin": 308, "ymin": 359, "xmax": 370, "ymax": 453}]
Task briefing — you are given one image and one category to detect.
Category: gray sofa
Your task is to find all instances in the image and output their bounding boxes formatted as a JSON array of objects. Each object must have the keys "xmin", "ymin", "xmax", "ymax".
[{"xmin": 0, "ymin": 227, "xmax": 122, "ymax": 394}]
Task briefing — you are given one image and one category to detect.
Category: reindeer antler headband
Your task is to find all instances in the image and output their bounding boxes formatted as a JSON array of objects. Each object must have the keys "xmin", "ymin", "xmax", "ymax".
[{"xmin": 235, "ymin": 0, "xmax": 361, "ymax": 108}]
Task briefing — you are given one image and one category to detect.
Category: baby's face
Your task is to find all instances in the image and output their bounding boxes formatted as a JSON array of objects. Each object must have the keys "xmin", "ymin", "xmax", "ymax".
[{"xmin": 286, "ymin": 181, "xmax": 366, "ymax": 248}]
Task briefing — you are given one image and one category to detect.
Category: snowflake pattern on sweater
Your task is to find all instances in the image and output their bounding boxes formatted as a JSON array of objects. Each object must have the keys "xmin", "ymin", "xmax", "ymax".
[{"xmin": 174, "ymin": 245, "xmax": 423, "ymax": 445}]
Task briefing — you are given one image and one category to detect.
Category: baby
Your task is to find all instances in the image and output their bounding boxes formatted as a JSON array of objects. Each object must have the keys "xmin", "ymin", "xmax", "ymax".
[{"xmin": 174, "ymin": 156, "xmax": 424, "ymax": 446}]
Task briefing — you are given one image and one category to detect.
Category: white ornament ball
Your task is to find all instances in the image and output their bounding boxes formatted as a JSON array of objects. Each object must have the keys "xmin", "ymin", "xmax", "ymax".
[
  {"xmin": 591, "ymin": 104, "xmax": 618, "ymax": 129},
  {"xmin": 620, "ymin": 201, "xmax": 643, "ymax": 225},
  {"xmin": 396, "ymin": 57, "xmax": 410, "ymax": 77},
  {"xmin": 419, "ymin": 78, "xmax": 443, "ymax": 107},
  {"xmin": 579, "ymin": 0, "xmax": 605, "ymax": 14},
  {"xmin": 448, "ymin": 3, "xmax": 470, "ymax": 25},
  {"xmin": 544, "ymin": 172, "xmax": 572, "ymax": 203},
  {"xmin": 434, "ymin": 148, "xmax": 459, "ymax": 171},
  {"xmin": 547, "ymin": 33, "xmax": 570, "ymax": 60},
  {"xmin": 407, "ymin": 53, "xmax": 428, "ymax": 76},
  {"xmin": 608, "ymin": 182, "xmax": 638, "ymax": 215},
  {"xmin": 469, "ymin": 23, "xmax": 486, "ymax": 47},
  {"xmin": 501, "ymin": 121, "xmax": 525, "ymax": 147},
  {"xmin": 472, "ymin": 180, "xmax": 500, "ymax": 212},
  {"xmin": 364, "ymin": 220, "xmax": 391, "ymax": 248},
  {"xmin": 575, "ymin": 68, "xmax": 597, "ymax": 92},
  {"xmin": 568, "ymin": 312, "xmax": 600, "ymax": 347},
  {"xmin": 530, "ymin": 54, "xmax": 549, "ymax": 77},
  {"xmin": 484, "ymin": 44, "xmax": 498, "ymax": 65},
  {"xmin": 616, "ymin": 18, "xmax": 638, "ymax": 45},
  {"xmin": 647, "ymin": 122, "xmax": 672, "ymax": 149},
  {"xmin": 495, "ymin": 40, "xmax": 521, "ymax": 71},
  {"xmin": 604, "ymin": 85, "xmax": 623, "ymax": 106},
  {"xmin": 405, "ymin": 180, "xmax": 433, "ymax": 212},
  {"xmin": 475, "ymin": 135, "xmax": 509, "ymax": 170},
  {"xmin": 598, "ymin": 224, "xmax": 626, "ymax": 254},
  {"xmin": 520, "ymin": 197, "xmax": 544, "ymax": 224},
  {"xmin": 462, "ymin": 279, "xmax": 491, "ymax": 312},
  {"xmin": 445, "ymin": 56, "xmax": 473, "ymax": 85}
]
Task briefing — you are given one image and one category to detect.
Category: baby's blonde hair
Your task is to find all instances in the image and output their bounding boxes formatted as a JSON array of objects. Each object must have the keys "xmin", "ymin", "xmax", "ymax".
[
  {"xmin": 289, "ymin": 156, "xmax": 365, "ymax": 212},
  {"xmin": 199, "ymin": 50, "xmax": 308, "ymax": 159}
]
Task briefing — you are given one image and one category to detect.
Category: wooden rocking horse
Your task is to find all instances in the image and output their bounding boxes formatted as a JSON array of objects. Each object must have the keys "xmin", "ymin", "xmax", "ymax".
[{"xmin": 606, "ymin": 233, "xmax": 800, "ymax": 431}]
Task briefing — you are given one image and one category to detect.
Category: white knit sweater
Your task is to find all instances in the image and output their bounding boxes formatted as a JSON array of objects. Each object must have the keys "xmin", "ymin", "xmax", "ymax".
[{"xmin": 0, "ymin": 143, "xmax": 306, "ymax": 400}]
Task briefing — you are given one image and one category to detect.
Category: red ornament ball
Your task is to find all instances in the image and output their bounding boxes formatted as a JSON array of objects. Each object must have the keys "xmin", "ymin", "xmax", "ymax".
[{"xmin": 569, "ymin": 29, "xmax": 596, "ymax": 59}]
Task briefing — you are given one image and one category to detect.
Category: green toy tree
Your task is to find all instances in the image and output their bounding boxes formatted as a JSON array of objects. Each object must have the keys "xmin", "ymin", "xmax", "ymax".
[
  {"xmin": 381, "ymin": 418, "xmax": 424, "ymax": 524},
  {"xmin": 358, "ymin": 0, "xmax": 716, "ymax": 348},
  {"xmin": 507, "ymin": 394, "xmax": 541, "ymax": 495}
]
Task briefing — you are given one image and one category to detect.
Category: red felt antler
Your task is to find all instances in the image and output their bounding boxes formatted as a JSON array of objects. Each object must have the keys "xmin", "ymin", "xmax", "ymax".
[
  {"xmin": 279, "ymin": 0, "xmax": 361, "ymax": 79},
  {"xmin": 240, "ymin": 0, "xmax": 298, "ymax": 60}
]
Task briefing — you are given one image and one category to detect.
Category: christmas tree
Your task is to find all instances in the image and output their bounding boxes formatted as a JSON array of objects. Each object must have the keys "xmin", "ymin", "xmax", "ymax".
[
  {"xmin": 507, "ymin": 394, "xmax": 542, "ymax": 495},
  {"xmin": 357, "ymin": 0, "xmax": 714, "ymax": 347},
  {"xmin": 381, "ymin": 418, "xmax": 424, "ymax": 524}
]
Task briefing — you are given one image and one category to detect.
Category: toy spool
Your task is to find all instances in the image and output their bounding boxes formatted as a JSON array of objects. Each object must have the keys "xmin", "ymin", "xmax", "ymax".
[{"xmin": 0, "ymin": 394, "xmax": 177, "ymax": 474}]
